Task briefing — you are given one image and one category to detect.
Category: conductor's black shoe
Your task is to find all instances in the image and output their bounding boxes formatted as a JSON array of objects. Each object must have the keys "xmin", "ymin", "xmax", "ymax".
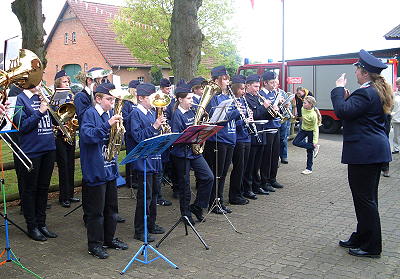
[
  {"xmin": 211, "ymin": 207, "xmax": 226, "ymax": 214},
  {"xmin": 183, "ymin": 216, "xmax": 196, "ymax": 226},
  {"xmin": 229, "ymin": 198, "xmax": 248, "ymax": 205},
  {"xmin": 103, "ymin": 238, "xmax": 128, "ymax": 250},
  {"xmin": 348, "ymin": 248, "xmax": 381, "ymax": 258},
  {"xmin": 254, "ymin": 188, "xmax": 269, "ymax": 195},
  {"xmin": 28, "ymin": 228, "xmax": 47, "ymax": 241},
  {"xmin": 243, "ymin": 191, "xmax": 257, "ymax": 200},
  {"xmin": 69, "ymin": 197, "xmax": 80, "ymax": 203},
  {"xmin": 339, "ymin": 239, "xmax": 359, "ymax": 249},
  {"xmin": 157, "ymin": 198, "xmax": 172, "ymax": 206},
  {"xmin": 88, "ymin": 246, "xmax": 109, "ymax": 259},
  {"xmin": 148, "ymin": 224, "xmax": 165, "ymax": 234},
  {"xmin": 116, "ymin": 215, "xmax": 126, "ymax": 223},
  {"xmin": 134, "ymin": 233, "xmax": 155, "ymax": 242},
  {"xmin": 60, "ymin": 200, "xmax": 71, "ymax": 208},
  {"xmin": 39, "ymin": 226, "xmax": 58, "ymax": 238},
  {"xmin": 271, "ymin": 181, "xmax": 284, "ymax": 189},
  {"xmin": 281, "ymin": 158, "xmax": 288, "ymax": 164},
  {"xmin": 190, "ymin": 204, "xmax": 205, "ymax": 222},
  {"xmin": 221, "ymin": 204, "xmax": 232, "ymax": 213}
]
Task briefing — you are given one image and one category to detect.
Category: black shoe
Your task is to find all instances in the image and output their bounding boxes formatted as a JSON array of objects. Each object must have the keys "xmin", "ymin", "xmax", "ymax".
[
  {"xmin": 271, "ymin": 181, "xmax": 284, "ymax": 189},
  {"xmin": 189, "ymin": 204, "xmax": 205, "ymax": 222},
  {"xmin": 254, "ymin": 188, "xmax": 269, "ymax": 195},
  {"xmin": 339, "ymin": 239, "xmax": 359, "ymax": 249},
  {"xmin": 69, "ymin": 197, "xmax": 80, "ymax": 203},
  {"xmin": 281, "ymin": 158, "xmax": 288, "ymax": 164},
  {"xmin": 134, "ymin": 233, "xmax": 155, "ymax": 242},
  {"xmin": 116, "ymin": 215, "xmax": 126, "ymax": 223},
  {"xmin": 348, "ymin": 248, "xmax": 381, "ymax": 258},
  {"xmin": 39, "ymin": 226, "xmax": 58, "ymax": 238},
  {"xmin": 88, "ymin": 246, "xmax": 109, "ymax": 259},
  {"xmin": 157, "ymin": 199, "xmax": 172, "ymax": 206},
  {"xmin": 229, "ymin": 198, "xmax": 248, "ymax": 205},
  {"xmin": 148, "ymin": 224, "xmax": 165, "ymax": 234},
  {"xmin": 60, "ymin": 200, "xmax": 71, "ymax": 208},
  {"xmin": 28, "ymin": 228, "xmax": 47, "ymax": 241},
  {"xmin": 243, "ymin": 191, "xmax": 257, "ymax": 200},
  {"xmin": 263, "ymin": 184, "xmax": 276, "ymax": 192},
  {"xmin": 221, "ymin": 204, "xmax": 232, "ymax": 213},
  {"xmin": 183, "ymin": 216, "xmax": 196, "ymax": 226},
  {"xmin": 210, "ymin": 207, "xmax": 226, "ymax": 214},
  {"xmin": 103, "ymin": 238, "xmax": 128, "ymax": 250}
]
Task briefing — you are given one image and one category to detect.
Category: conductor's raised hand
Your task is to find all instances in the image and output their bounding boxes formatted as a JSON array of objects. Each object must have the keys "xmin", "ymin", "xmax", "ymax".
[{"xmin": 108, "ymin": 114, "xmax": 122, "ymax": 126}]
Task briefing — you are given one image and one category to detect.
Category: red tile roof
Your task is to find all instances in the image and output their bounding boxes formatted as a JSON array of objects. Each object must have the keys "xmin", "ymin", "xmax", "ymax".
[{"xmin": 47, "ymin": 0, "xmax": 152, "ymax": 68}]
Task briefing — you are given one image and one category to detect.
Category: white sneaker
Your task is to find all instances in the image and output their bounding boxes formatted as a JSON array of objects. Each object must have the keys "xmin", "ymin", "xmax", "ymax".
[
  {"xmin": 313, "ymin": 144, "xmax": 320, "ymax": 158},
  {"xmin": 301, "ymin": 169, "xmax": 312, "ymax": 175}
]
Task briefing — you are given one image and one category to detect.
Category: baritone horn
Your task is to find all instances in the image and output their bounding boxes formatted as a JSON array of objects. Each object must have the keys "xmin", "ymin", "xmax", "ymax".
[{"xmin": 149, "ymin": 91, "xmax": 171, "ymax": 134}]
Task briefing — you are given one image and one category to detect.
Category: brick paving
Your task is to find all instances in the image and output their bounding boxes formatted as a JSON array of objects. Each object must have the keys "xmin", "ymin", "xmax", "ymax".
[{"xmin": 0, "ymin": 133, "xmax": 399, "ymax": 279}]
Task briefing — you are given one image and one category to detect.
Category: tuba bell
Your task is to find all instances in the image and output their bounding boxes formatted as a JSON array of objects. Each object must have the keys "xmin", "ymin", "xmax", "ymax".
[
  {"xmin": 149, "ymin": 91, "xmax": 172, "ymax": 134},
  {"xmin": 192, "ymin": 80, "xmax": 221, "ymax": 155}
]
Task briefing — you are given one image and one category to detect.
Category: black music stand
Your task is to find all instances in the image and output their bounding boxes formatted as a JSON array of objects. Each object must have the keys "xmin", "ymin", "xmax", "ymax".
[
  {"xmin": 155, "ymin": 125, "xmax": 222, "ymax": 250},
  {"xmin": 119, "ymin": 133, "xmax": 181, "ymax": 274}
]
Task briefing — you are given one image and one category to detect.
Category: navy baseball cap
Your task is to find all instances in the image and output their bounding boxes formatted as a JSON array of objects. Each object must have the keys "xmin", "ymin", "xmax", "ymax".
[{"xmin": 354, "ymin": 49, "xmax": 387, "ymax": 74}]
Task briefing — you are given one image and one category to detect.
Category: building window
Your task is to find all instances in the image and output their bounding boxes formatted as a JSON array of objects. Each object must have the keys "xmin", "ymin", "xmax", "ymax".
[
  {"xmin": 64, "ymin": 33, "xmax": 69, "ymax": 45},
  {"xmin": 84, "ymin": 63, "xmax": 88, "ymax": 72},
  {"xmin": 72, "ymin": 32, "xmax": 76, "ymax": 43},
  {"xmin": 138, "ymin": 76, "xmax": 144, "ymax": 83}
]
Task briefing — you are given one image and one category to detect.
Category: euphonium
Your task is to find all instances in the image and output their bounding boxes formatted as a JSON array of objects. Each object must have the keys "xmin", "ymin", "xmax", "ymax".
[
  {"xmin": 149, "ymin": 91, "xmax": 171, "ymax": 134},
  {"xmin": 192, "ymin": 80, "xmax": 221, "ymax": 155},
  {"xmin": 105, "ymin": 88, "xmax": 134, "ymax": 162}
]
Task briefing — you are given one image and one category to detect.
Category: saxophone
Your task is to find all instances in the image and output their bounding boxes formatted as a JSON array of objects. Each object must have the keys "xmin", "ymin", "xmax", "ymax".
[
  {"xmin": 192, "ymin": 80, "xmax": 221, "ymax": 155},
  {"xmin": 105, "ymin": 88, "xmax": 134, "ymax": 162}
]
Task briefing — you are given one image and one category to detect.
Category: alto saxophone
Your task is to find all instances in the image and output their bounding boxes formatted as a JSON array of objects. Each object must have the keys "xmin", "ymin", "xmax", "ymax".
[{"xmin": 105, "ymin": 89, "xmax": 134, "ymax": 162}]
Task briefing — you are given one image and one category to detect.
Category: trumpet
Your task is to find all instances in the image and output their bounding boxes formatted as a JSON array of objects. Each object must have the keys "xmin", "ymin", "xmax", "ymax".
[{"xmin": 257, "ymin": 91, "xmax": 284, "ymax": 119}]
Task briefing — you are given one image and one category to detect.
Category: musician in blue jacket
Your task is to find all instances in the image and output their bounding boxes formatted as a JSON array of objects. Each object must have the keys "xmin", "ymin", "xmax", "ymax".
[
  {"xmin": 122, "ymin": 79, "xmax": 139, "ymax": 189},
  {"xmin": 203, "ymin": 65, "xmax": 240, "ymax": 214},
  {"xmin": 80, "ymin": 83, "xmax": 128, "ymax": 259},
  {"xmin": 14, "ymin": 85, "xmax": 57, "ymax": 242},
  {"xmin": 127, "ymin": 83, "xmax": 166, "ymax": 242},
  {"xmin": 332, "ymin": 49, "xmax": 392, "ymax": 258},
  {"xmin": 170, "ymin": 82, "xmax": 213, "ymax": 225}
]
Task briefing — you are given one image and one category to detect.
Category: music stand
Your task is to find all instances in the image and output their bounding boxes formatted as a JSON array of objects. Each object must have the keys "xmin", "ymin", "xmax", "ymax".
[
  {"xmin": 0, "ymin": 102, "xmax": 43, "ymax": 278},
  {"xmin": 119, "ymin": 133, "xmax": 182, "ymax": 274},
  {"xmin": 155, "ymin": 124, "xmax": 222, "ymax": 250},
  {"xmin": 200, "ymin": 101, "xmax": 242, "ymax": 234}
]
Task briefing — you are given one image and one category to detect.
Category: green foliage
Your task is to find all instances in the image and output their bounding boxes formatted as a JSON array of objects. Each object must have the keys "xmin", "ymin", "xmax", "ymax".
[
  {"xmin": 150, "ymin": 66, "xmax": 163, "ymax": 85},
  {"xmin": 112, "ymin": 0, "xmax": 241, "ymax": 76}
]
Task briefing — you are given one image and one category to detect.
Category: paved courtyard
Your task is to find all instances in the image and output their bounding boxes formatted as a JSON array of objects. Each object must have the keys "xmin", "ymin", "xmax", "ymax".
[{"xmin": 1, "ymin": 133, "xmax": 399, "ymax": 279}]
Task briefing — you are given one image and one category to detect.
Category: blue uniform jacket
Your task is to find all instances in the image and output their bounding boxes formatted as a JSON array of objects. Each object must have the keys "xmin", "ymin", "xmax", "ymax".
[
  {"xmin": 205, "ymin": 93, "xmax": 240, "ymax": 145},
  {"xmin": 74, "ymin": 89, "xmax": 92, "ymax": 125},
  {"xmin": 14, "ymin": 92, "xmax": 56, "ymax": 158},
  {"xmin": 170, "ymin": 107, "xmax": 200, "ymax": 159},
  {"xmin": 79, "ymin": 107, "xmax": 118, "ymax": 186},
  {"xmin": 331, "ymin": 85, "xmax": 391, "ymax": 164},
  {"xmin": 126, "ymin": 107, "xmax": 162, "ymax": 173}
]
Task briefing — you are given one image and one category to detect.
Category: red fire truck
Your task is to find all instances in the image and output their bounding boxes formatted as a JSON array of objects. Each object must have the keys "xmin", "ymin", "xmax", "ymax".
[{"xmin": 238, "ymin": 58, "xmax": 398, "ymax": 133}]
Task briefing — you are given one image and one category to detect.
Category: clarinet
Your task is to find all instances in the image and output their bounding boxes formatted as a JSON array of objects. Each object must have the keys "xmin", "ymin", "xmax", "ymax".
[{"xmin": 227, "ymin": 85, "xmax": 261, "ymax": 143}]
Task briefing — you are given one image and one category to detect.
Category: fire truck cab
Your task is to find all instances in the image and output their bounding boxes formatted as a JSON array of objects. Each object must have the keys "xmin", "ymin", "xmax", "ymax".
[{"xmin": 238, "ymin": 58, "xmax": 398, "ymax": 133}]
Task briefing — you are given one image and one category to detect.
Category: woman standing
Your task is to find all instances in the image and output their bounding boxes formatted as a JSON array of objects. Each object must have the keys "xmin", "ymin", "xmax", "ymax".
[{"xmin": 331, "ymin": 49, "xmax": 392, "ymax": 258}]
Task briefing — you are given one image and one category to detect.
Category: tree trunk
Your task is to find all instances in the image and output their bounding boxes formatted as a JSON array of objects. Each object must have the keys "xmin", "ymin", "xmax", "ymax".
[
  {"xmin": 11, "ymin": 0, "xmax": 47, "ymax": 68},
  {"xmin": 168, "ymin": 0, "xmax": 204, "ymax": 83}
]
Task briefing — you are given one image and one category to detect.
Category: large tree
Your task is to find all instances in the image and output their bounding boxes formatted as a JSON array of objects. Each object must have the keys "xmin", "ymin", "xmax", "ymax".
[
  {"xmin": 11, "ymin": 0, "xmax": 47, "ymax": 66},
  {"xmin": 113, "ymin": 0, "xmax": 240, "ymax": 82}
]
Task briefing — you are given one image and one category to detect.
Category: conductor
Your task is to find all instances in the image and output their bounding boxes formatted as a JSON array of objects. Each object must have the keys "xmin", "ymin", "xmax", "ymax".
[{"xmin": 331, "ymin": 49, "xmax": 392, "ymax": 258}]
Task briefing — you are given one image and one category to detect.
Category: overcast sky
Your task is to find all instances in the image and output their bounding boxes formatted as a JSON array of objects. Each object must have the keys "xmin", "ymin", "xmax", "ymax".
[{"xmin": 1, "ymin": 0, "xmax": 399, "ymax": 63}]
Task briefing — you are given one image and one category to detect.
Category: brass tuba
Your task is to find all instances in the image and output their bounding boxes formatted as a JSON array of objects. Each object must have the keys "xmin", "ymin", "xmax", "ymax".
[
  {"xmin": 104, "ymin": 88, "xmax": 134, "ymax": 162},
  {"xmin": 192, "ymin": 80, "xmax": 221, "ymax": 155},
  {"xmin": 149, "ymin": 91, "xmax": 171, "ymax": 134}
]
